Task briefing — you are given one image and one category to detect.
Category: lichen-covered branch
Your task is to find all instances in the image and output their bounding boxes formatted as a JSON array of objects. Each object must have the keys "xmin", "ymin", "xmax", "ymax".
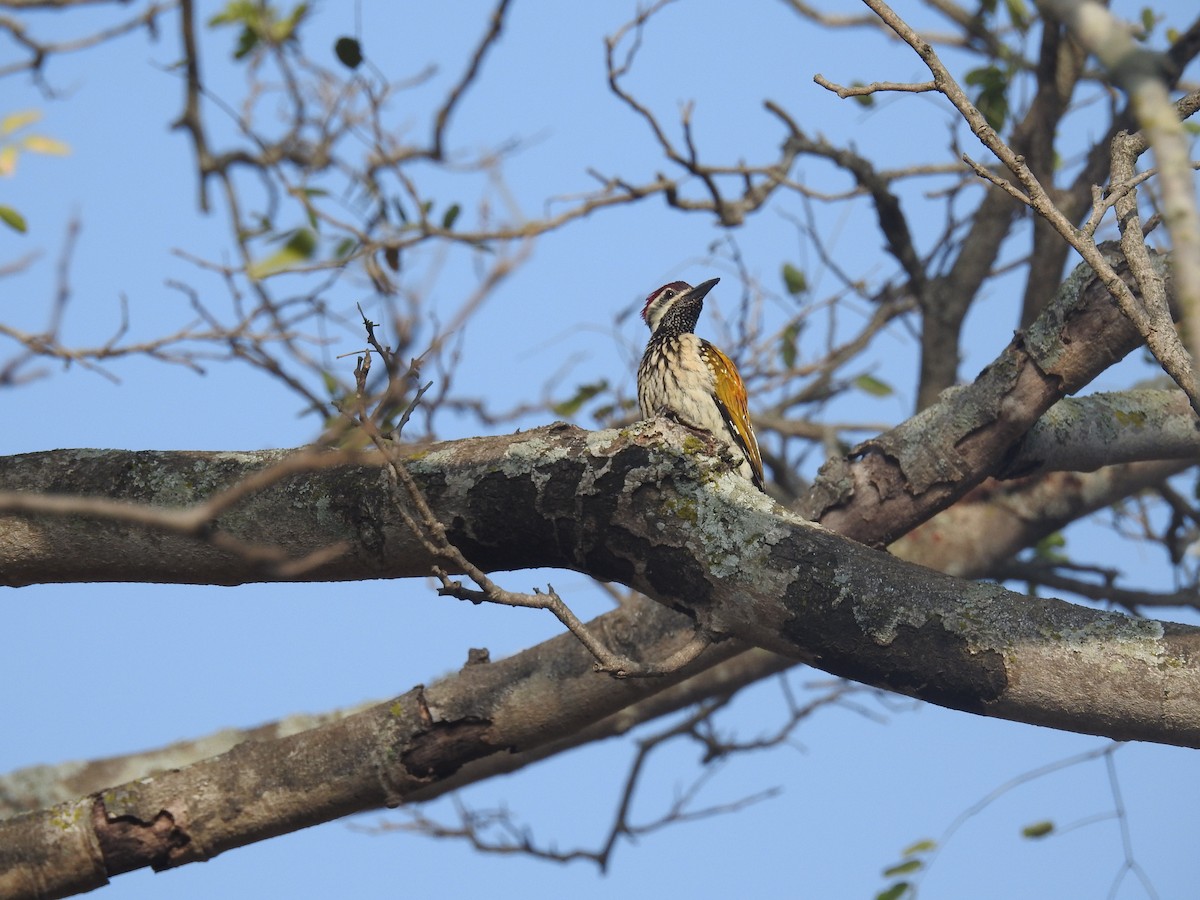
[
  {"xmin": 2, "ymin": 420, "xmax": 1200, "ymax": 897},
  {"xmin": 998, "ymin": 388, "xmax": 1200, "ymax": 476}
]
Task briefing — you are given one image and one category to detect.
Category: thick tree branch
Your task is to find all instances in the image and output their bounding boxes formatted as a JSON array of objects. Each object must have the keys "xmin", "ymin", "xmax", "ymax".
[
  {"xmin": 2, "ymin": 421, "xmax": 1200, "ymax": 897},
  {"xmin": 802, "ymin": 250, "xmax": 1174, "ymax": 544},
  {"xmin": 892, "ymin": 459, "xmax": 1191, "ymax": 577},
  {"xmin": 0, "ymin": 249, "xmax": 1191, "ymax": 893},
  {"xmin": 998, "ymin": 388, "xmax": 1200, "ymax": 476},
  {"xmin": 1, "ymin": 421, "xmax": 1197, "ymax": 736}
]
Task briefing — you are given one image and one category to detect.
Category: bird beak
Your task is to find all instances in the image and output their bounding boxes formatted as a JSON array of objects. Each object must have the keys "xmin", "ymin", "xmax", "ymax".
[{"xmin": 691, "ymin": 278, "xmax": 719, "ymax": 301}]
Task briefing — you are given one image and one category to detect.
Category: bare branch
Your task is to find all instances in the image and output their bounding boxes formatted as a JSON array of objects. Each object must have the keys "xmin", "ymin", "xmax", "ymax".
[
  {"xmin": 0, "ymin": 1, "xmax": 176, "ymax": 80},
  {"xmin": 1040, "ymin": 1, "xmax": 1200, "ymax": 387},
  {"xmin": 863, "ymin": 0, "xmax": 1200, "ymax": 413},
  {"xmin": 813, "ymin": 73, "xmax": 937, "ymax": 97},
  {"xmin": 998, "ymin": 559, "xmax": 1200, "ymax": 613},
  {"xmin": 429, "ymin": 0, "xmax": 513, "ymax": 160}
]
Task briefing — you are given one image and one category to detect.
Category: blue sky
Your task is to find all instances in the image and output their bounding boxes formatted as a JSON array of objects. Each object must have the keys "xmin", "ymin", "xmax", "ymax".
[{"xmin": 3, "ymin": 2, "xmax": 1199, "ymax": 898}]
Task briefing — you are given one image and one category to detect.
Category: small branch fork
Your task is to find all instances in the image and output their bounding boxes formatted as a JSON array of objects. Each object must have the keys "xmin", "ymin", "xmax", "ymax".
[
  {"xmin": 346, "ymin": 312, "xmax": 707, "ymax": 679},
  {"xmin": 602, "ymin": 0, "xmax": 809, "ymax": 227}
]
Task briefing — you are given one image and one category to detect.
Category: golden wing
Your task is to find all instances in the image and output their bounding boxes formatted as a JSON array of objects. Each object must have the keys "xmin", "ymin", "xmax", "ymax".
[{"xmin": 701, "ymin": 339, "xmax": 765, "ymax": 491}]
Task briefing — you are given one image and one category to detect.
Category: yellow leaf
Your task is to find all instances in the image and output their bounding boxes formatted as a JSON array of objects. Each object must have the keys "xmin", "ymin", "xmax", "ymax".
[
  {"xmin": 21, "ymin": 135, "xmax": 70, "ymax": 156},
  {"xmin": 0, "ymin": 145, "xmax": 17, "ymax": 177},
  {"xmin": 1, "ymin": 109, "xmax": 41, "ymax": 136}
]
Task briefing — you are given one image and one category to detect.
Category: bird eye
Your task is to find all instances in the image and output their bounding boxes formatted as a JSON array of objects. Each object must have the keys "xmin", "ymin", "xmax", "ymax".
[{"xmin": 662, "ymin": 289, "xmax": 676, "ymax": 300}]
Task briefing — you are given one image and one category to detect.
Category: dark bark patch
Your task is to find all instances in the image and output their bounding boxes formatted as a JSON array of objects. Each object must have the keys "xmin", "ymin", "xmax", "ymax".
[
  {"xmin": 783, "ymin": 597, "xmax": 1008, "ymax": 714},
  {"xmin": 401, "ymin": 719, "xmax": 506, "ymax": 781},
  {"xmin": 641, "ymin": 544, "xmax": 710, "ymax": 617},
  {"xmin": 775, "ymin": 533, "xmax": 1009, "ymax": 715},
  {"xmin": 448, "ymin": 470, "xmax": 546, "ymax": 569},
  {"xmin": 93, "ymin": 797, "xmax": 192, "ymax": 875},
  {"xmin": 870, "ymin": 617, "xmax": 1007, "ymax": 713}
]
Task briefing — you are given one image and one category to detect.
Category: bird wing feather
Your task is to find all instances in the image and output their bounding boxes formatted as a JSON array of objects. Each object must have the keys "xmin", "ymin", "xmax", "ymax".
[{"xmin": 701, "ymin": 339, "xmax": 764, "ymax": 490}]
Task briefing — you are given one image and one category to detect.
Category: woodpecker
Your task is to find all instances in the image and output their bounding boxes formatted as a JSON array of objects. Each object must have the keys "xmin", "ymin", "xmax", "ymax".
[{"xmin": 637, "ymin": 277, "xmax": 765, "ymax": 491}]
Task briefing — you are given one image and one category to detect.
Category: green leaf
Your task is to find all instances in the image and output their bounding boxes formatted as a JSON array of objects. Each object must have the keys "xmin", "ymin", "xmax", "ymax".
[
  {"xmin": 234, "ymin": 27, "xmax": 260, "ymax": 59},
  {"xmin": 965, "ymin": 65, "xmax": 1010, "ymax": 131},
  {"xmin": 849, "ymin": 81, "xmax": 875, "ymax": 108},
  {"xmin": 552, "ymin": 380, "xmax": 609, "ymax": 418},
  {"xmin": 1033, "ymin": 532, "xmax": 1067, "ymax": 563},
  {"xmin": 875, "ymin": 884, "xmax": 911, "ymax": 900},
  {"xmin": 271, "ymin": 2, "xmax": 309, "ymax": 43},
  {"xmin": 782, "ymin": 262, "xmax": 807, "ymax": 296},
  {"xmin": 1004, "ymin": 0, "xmax": 1031, "ymax": 32},
  {"xmin": 1022, "ymin": 820, "xmax": 1055, "ymax": 839},
  {"xmin": 901, "ymin": 838, "xmax": 937, "ymax": 856},
  {"xmin": 854, "ymin": 373, "xmax": 893, "ymax": 397},
  {"xmin": 247, "ymin": 228, "xmax": 317, "ymax": 279},
  {"xmin": 284, "ymin": 228, "xmax": 316, "ymax": 255},
  {"xmin": 882, "ymin": 859, "xmax": 923, "ymax": 878},
  {"xmin": 1140, "ymin": 7, "xmax": 1156, "ymax": 35},
  {"xmin": 0, "ymin": 204, "xmax": 27, "ymax": 233},
  {"xmin": 591, "ymin": 403, "xmax": 616, "ymax": 423},
  {"xmin": 335, "ymin": 36, "xmax": 363, "ymax": 69},
  {"xmin": 320, "ymin": 370, "xmax": 340, "ymax": 396},
  {"xmin": 964, "ymin": 67, "xmax": 997, "ymax": 88},
  {"xmin": 441, "ymin": 203, "xmax": 461, "ymax": 230},
  {"xmin": 779, "ymin": 321, "xmax": 801, "ymax": 369},
  {"xmin": 210, "ymin": 1, "xmax": 306, "ymax": 58},
  {"xmin": 208, "ymin": 1, "xmax": 257, "ymax": 27}
]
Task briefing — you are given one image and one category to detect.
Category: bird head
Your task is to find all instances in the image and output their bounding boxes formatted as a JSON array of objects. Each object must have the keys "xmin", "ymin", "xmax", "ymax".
[{"xmin": 640, "ymin": 277, "xmax": 719, "ymax": 335}]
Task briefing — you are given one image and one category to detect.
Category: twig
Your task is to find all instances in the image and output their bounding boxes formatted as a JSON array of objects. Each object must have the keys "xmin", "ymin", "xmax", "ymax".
[
  {"xmin": 861, "ymin": 0, "xmax": 1200, "ymax": 416},
  {"xmin": 346, "ymin": 318, "xmax": 690, "ymax": 678},
  {"xmin": 962, "ymin": 153, "xmax": 1032, "ymax": 205},
  {"xmin": 998, "ymin": 559, "xmax": 1200, "ymax": 613},
  {"xmin": 429, "ymin": 0, "xmax": 513, "ymax": 160},
  {"xmin": 813, "ymin": 73, "xmax": 937, "ymax": 97}
]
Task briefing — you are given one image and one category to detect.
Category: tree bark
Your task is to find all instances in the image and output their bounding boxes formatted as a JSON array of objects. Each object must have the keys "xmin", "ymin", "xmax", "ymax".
[
  {"xmin": 2, "ymin": 421, "xmax": 1198, "ymax": 745},
  {"xmin": 3, "ymin": 421, "xmax": 1200, "ymax": 898}
]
